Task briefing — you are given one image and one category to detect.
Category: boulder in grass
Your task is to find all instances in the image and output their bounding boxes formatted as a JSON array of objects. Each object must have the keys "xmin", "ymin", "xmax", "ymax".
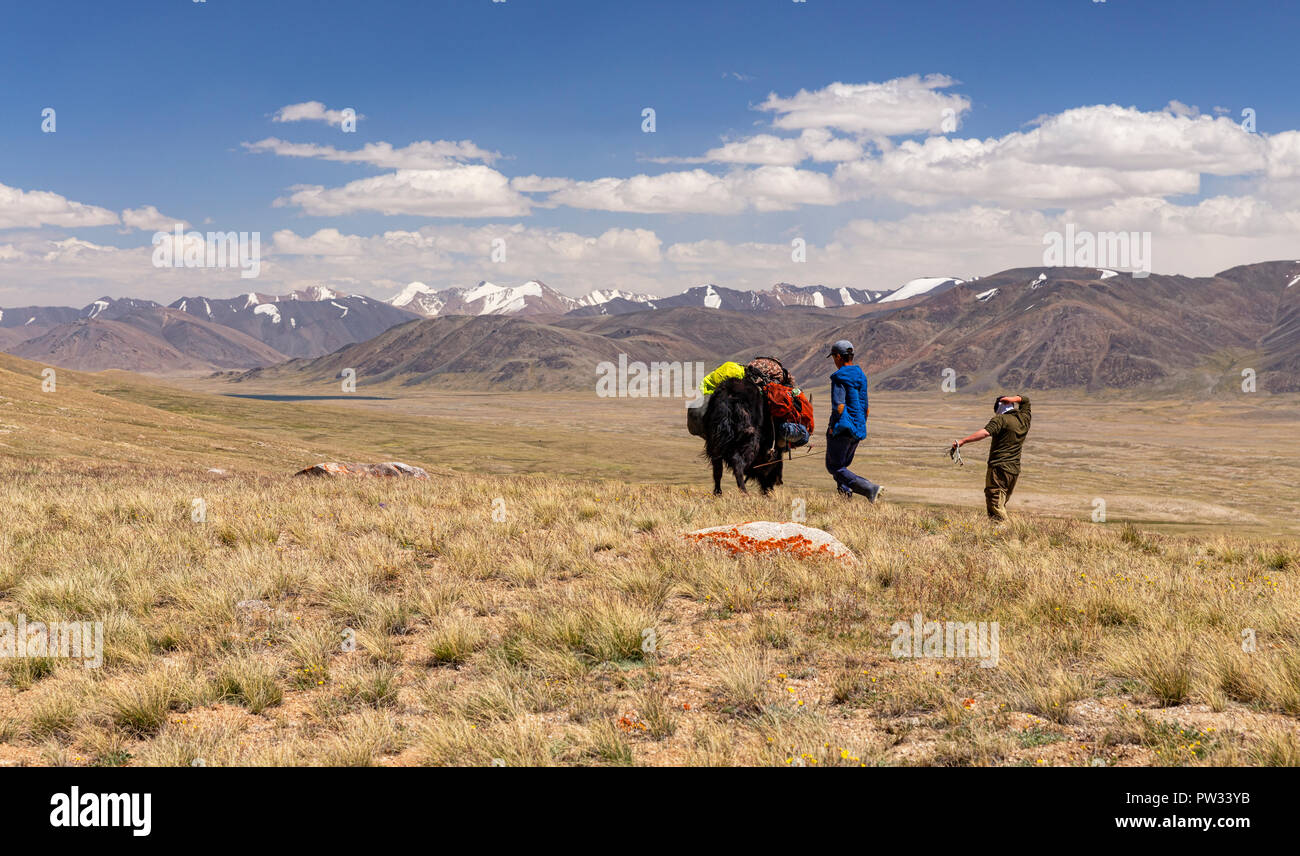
[
  {"xmin": 294, "ymin": 461, "xmax": 429, "ymax": 479},
  {"xmin": 684, "ymin": 521, "xmax": 855, "ymax": 562}
]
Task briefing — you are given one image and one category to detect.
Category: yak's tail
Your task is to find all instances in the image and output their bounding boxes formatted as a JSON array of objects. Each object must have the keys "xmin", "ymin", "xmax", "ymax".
[{"xmin": 702, "ymin": 379, "xmax": 757, "ymax": 461}]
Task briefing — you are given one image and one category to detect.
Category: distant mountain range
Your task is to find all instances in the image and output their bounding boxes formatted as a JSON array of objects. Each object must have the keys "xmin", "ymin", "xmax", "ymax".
[
  {"xmin": 781, "ymin": 262, "xmax": 1300, "ymax": 393},
  {"xmin": 0, "ymin": 276, "xmax": 959, "ymax": 373},
  {"xmin": 227, "ymin": 262, "xmax": 1300, "ymax": 394},
  {"xmin": 6, "ymin": 263, "xmax": 1297, "ymax": 392},
  {"xmin": 1, "ymin": 290, "xmax": 417, "ymax": 372},
  {"xmin": 385, "ymin": 279, "xmax": 925, "ymax": 318}
]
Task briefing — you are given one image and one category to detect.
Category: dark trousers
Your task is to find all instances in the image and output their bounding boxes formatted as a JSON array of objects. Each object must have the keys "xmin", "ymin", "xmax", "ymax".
[
  {"xmin": 984, "ymin": 466, "xmax": 1019, "ymax": 520},
  {"xmin": 825, "ymin": 432, "xmax": 878, "ymax": 497}
]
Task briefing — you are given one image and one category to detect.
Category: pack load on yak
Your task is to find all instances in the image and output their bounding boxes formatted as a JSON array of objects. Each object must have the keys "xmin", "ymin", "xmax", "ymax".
[
  {"xmin": 765, "ymin": 380, "xmax": 815, "ymax": 440},
  {"xmin": 688, "ymin": 357, "xmax": 813, "ymax": 451},
  {"xmin": 745, "ymin": 357, "xmax": 813, "ymax": 449},
  {"xmin": 686, "ymin": 361, "xmax": 744, "ymax": 437}
]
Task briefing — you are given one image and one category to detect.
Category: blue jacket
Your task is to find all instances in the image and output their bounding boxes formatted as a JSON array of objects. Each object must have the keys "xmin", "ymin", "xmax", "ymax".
[{"xmin": 829, "ymin": 364, "xmax": 869, "ymax": 440}]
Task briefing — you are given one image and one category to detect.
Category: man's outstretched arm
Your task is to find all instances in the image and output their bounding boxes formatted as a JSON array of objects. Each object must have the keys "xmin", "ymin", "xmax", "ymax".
[{"xmin": 952, "ymin": 428, "xmax": 990, "ymax": 450}]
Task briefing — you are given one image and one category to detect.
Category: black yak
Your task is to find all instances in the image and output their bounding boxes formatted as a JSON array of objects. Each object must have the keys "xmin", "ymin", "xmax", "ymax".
[{"xmin": 702, "ymin": 377, "xmax": 783, "ymax": 495}]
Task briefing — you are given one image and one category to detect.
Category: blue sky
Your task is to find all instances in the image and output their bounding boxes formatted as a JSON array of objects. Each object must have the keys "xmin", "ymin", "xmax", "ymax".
[{"xmin": 3, "ymin": 0, "xmax": 1299, "ymax": 304}]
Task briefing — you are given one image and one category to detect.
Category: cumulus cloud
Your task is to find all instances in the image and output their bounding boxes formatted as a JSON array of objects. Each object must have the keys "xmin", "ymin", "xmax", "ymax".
[
  {"xmin": 650, "ymin": 128, "xmax": 864, "ymax": 166},
  {"xmin": 256, "ymin": 223, "xmax": 663, "ymax": 295},
  {"xmin": 121, "ymin": 205, "xmax": 191, "ymax": 232},
  {"xmin": 243, "ymin": 137, "xmax": 501, "ymax": 168},
  {"xmin": 271, "ymin": 101, "xmax": 362, "ymax": 128},
  {"xmin": 0, "ymin": 182, "xmax": 119, "ymax": 230},
  {"xmin": 5, "ymin": 193, "xmax": 1300, "ymax": 308},
  {"xmin": 757, "ymin": 74, "xmax": 971, "ymax": 136},
  {"xmin": 833, "ymin": 104, "xmax": 1271, "ymax": 208},
  {"xmin": 276, "ymin": 166, "xmax": 532, "ymax": 218},
  {"xmin": 511, "ymin": 175, "xmax": 574, "ymax": 193},
  {"xmin": 546, "ymin": 166, "xmax": 842, "ymax": 214},
  {"xmin": 13, "ymin": 78, "xmax": 1300, "ymax": 305}
]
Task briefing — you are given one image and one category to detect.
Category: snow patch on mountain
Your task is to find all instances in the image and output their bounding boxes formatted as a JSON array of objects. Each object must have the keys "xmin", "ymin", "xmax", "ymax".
[
  {"xmin": 878, "ymin": 277, "xmax": 965, "ymax": 304},
  {"xmin": 253, "ymin": 303, "xmax": 281, "ymax": 324}
]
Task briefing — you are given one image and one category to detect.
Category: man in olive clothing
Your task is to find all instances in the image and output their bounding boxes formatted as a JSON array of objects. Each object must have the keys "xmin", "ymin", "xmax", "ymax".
[{"xmin": 950, "ymin": 395, "xmax": 1031, "ymax": 521}]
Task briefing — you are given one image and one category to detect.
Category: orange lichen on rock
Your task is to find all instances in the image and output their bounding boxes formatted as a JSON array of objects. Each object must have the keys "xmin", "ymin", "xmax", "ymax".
[{"xmin": 683, "ymin": 521, "xmax": 855, "ymax": 562}]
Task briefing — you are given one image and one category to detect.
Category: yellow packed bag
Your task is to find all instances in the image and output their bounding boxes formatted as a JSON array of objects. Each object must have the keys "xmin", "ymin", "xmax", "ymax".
[{"xmin": 699, "ymin": 361, "xmax": 745, "ymax": 395}]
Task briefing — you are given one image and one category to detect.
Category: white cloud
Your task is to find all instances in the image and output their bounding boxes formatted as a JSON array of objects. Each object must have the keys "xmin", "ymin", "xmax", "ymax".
[
  {"xmin": 121, "ymin": 205, "xmax": 190, "ymax": 232},
  {"xmin": 1264, "ymin": 130, "xmax": 1300, "ymax": 179},
  {"xmin": 271, "ymin": 101, "xmax": 362, "ymax": 128},
  {"xmin": 243, "ymin": 137, "xmax": 500, "ymax": 168},
  {"xmin": 276, "ymin": 166, "xmax": 532, "ymax": 218},
  {"xmin": 834, "ymin": 104, "xmax": 1272, "ymax": 208},
  {"xmin": 511, "ymin": 175, "xmax": 574, "ymax": 193},
  {"xmin": 269, "ymin": 227, "xmax": 369, "ymax": 256},
  {"xmin": 0, "ymin": 182, "xmax": 119, "ymax": 230},
  {"xmin": 546, "ymin": 166, "xmax": 842, "ymax": 214},
  {"xmin": 757, "ymin": 75, "xmax": 971, "ymax": 136},
  {"xmin": 547, "ymin": 169, "xmax": 742, "ymax": 214},
  {"xmin": 13, "ymin": 80, "xmax": 1300, "ymax": 306},
  {"xmin": 652, "ymin": 128, "xmax": 864, "ymax": 166}
]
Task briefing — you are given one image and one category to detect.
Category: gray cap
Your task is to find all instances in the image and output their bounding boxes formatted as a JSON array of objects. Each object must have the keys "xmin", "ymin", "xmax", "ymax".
[{"xmin": 827, "ymin": 339, "xmax": 854, "ymax": 357}]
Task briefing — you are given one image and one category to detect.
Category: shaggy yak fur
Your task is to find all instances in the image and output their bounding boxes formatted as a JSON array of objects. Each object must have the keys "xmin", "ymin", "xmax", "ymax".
[{"xmin": 702, "ymin": 377, "xmax": 783, "ymax": 495}]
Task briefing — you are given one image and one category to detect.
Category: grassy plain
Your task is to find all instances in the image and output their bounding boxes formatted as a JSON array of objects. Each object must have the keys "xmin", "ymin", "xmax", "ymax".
[{"xmin": 0, "ymin": 356, "xmax": 1296, "ymax": 766}]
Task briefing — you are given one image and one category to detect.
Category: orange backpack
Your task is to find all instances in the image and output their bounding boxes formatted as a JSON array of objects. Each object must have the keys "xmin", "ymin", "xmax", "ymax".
[{"xmin": 765, "ymin": 383, "xmax": 815, "ymax": 433}]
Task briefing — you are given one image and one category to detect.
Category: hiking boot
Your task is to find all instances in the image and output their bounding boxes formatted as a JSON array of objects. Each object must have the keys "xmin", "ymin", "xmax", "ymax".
[{"xmin": 866, "ymin": 484, "xmax": 883, "ymax": 504}]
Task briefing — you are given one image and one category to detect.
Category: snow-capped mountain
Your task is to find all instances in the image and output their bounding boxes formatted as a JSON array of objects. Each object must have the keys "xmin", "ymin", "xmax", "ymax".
[
  {"xmin": 82, "ymin": 296, "xmax": 161, "ymax": 320},
  {"xmin": 388, "ymin": 280, "xmax": 578, "ymax": 317},
  {"xmin": 566, "ymin": 282, "xmax": 888, "ymax": 316},
  {"xmin": 768, "ymin": 283, "xmax": 888, "ymax": 307},
  {"xmin": 166, "ymin": 289, "xmax": 416, "ymax": 358},
  {"xmin": 387, "ymin": 277, "xmax": 952, "ymax": 318},
  {"xmin": 389, "ymin": 282, "xmax": 446, "ymax": 316},
  {"xmin": 287, "ymin": 285, "xmax": 348, "ymax": 302},
  {"xmin": 575, "ymin": 288, "xmax": 659, "ymax": 307}
]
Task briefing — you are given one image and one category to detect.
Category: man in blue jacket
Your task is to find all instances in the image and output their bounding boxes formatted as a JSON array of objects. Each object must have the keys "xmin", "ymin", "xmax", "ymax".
[{"xmin": 825, "ymin": 340, "xmax": 883, "ymax": 502}]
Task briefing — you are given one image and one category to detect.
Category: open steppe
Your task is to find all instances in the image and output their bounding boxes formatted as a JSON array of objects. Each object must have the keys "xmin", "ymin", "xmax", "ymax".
[{"xmin": 0, "ymin": 356, "xmax": 1296, "ymax": 766}]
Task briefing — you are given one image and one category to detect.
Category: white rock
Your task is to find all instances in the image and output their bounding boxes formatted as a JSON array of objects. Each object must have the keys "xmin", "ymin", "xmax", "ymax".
[{"xmin": 684, "ymin": 521, "xmax": 856, "ymax": 561}]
